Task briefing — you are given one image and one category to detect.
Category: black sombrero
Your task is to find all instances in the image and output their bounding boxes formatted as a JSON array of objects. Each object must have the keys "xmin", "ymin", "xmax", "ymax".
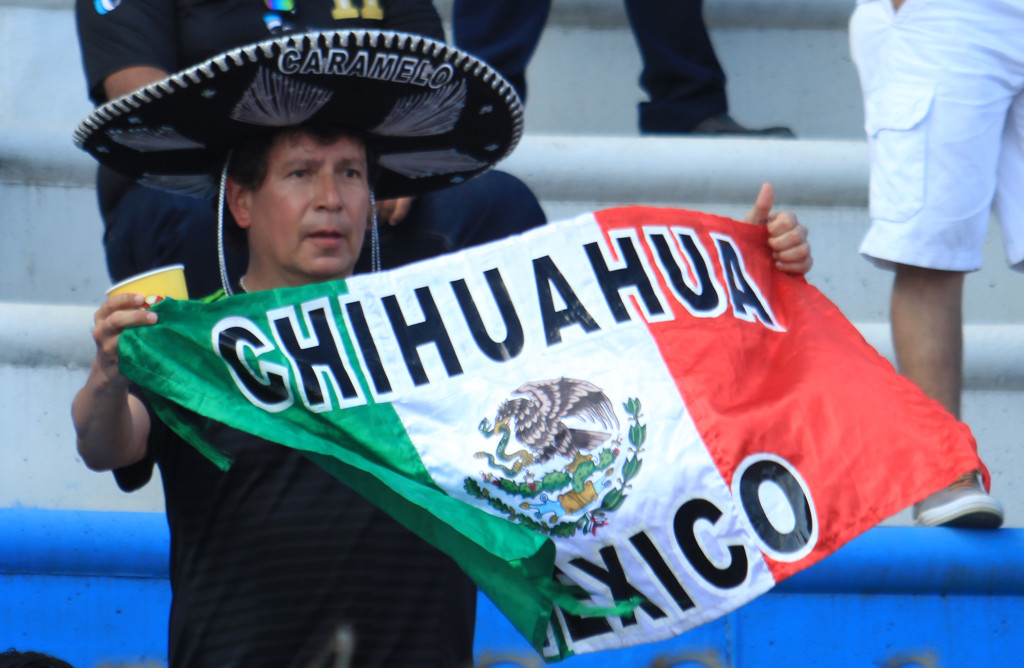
[{"xmin": 72, "ymin": 29, "xmax": 523, "ymax": 200}]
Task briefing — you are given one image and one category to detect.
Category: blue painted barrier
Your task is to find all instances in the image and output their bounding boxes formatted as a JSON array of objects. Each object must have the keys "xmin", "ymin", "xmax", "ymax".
[{"xmin": 2, "ymin": 509, "xmax": 1021, "ymax": 667}]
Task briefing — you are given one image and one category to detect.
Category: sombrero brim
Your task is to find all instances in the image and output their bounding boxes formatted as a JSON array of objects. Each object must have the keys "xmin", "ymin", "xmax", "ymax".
[{"xmin": 72, "ymin": 30, "xmax": 523, "ymax": 200}]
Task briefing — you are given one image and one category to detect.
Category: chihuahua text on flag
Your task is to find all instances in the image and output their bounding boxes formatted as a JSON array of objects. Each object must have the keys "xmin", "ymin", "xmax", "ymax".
[{"xmin": 118, "ymin": 207, "xmax": 985, "ymax": 661}]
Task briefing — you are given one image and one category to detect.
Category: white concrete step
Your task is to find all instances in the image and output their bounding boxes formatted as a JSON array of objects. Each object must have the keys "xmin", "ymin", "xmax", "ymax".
[
  {"xmin": 0, "ymin": 304, "xmax": 165, "ymax": 514},
  {"xmin": 4, "ymin": 126, "xmax": 1020, "ymax": 328}
]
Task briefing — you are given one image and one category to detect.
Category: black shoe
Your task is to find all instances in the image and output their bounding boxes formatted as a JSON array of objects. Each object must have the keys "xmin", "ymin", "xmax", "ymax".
[{"xmin": 689, "ymin": 113, "xmax": 795, "ymax": 138}]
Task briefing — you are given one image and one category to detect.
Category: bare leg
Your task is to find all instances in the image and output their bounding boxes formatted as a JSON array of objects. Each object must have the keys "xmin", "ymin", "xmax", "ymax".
[
  {"xmin": 892, "ymin": 264, "xmax": 1003, "ymax": 527},
  {"xmin": 890, "ymin": 264, "xmax": 964, "ymax": 418}
]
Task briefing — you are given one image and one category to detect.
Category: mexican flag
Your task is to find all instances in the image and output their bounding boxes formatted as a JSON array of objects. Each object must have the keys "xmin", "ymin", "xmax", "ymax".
[{"xmin": 118, "ymin": 207, "xmax": 985, "ymax": 661}]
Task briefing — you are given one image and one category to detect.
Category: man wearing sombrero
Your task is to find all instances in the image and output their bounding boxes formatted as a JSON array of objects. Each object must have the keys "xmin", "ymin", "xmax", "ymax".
[
  {"xmin": 71, "ymin": 30, "xmax": 811, "ymax": 668},
  {"xmin": 75, "ymin": 0, "xmax": 548, "ymax": 297}
]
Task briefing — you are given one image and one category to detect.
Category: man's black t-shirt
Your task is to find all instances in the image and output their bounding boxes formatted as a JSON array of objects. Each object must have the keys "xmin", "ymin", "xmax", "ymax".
[{"xmin": 116, "ymin": 399, "xmax": 476, "ymax": 667}]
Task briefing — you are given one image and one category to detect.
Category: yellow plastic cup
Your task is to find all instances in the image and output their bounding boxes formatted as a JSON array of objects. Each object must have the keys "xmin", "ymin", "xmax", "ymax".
[{"xmin": 106, "ymin": 264, "xmax": 189, "ymax": 306}]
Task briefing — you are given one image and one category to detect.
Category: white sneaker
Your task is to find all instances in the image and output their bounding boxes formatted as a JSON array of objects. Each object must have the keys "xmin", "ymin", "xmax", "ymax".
[{"xmin": 912, "ymin": 471, "xmax": 1004, "ymax": 528}]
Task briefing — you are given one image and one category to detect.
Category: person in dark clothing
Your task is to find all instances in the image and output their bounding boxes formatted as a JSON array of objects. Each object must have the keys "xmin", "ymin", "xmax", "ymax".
[
  {"xmin": 0, "ymin": 650, "xmax": 73, "ymax": 668},
  {"xmin": 75, "ymin": 0, "xmax": 547, "ymax": 297},
  {"xmin": 452, "ymin": 0, "xmax": 794, "ymax": 136}
]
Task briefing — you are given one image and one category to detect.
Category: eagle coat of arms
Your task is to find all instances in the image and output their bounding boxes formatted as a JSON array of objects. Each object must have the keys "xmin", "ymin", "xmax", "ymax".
[{"xmin": 464, "ymin": 377, "xmax": 645, "ymax": 537}]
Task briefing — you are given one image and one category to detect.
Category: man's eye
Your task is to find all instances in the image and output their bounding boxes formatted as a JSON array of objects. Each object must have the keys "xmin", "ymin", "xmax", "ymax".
[
  {"xmin": 290, "ymin": 169, "xmax": 310, "ymax": 178},
  {"xmin": 343, "ymin": 168, "xmax": 361, "ymax": 179}
]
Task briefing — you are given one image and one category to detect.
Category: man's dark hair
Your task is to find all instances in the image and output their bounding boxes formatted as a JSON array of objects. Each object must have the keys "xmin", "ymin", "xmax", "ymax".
[
  {"xmin": 0, "ymin": 650, "xmax": 73, "ymax": 668},
  {"xmin": 221, "ymin": 125, "xmax": 379, "ymax": 250}
]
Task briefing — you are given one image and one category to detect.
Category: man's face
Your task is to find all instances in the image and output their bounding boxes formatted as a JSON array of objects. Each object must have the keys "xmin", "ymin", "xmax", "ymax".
[{"xmin": 228, "ymin": 132, "xmax": 370, "ymax": 290}]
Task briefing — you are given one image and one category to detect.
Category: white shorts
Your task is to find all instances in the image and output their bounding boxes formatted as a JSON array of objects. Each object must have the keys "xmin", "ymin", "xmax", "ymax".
[{"xmin": 850, "ymin": 0, "xmax": 1024, "ymax": 272}]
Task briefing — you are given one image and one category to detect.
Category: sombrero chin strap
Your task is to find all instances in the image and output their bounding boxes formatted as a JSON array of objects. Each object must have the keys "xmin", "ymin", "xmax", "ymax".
[
  {"xmin": 217, "ymin": 153, "xmax": 234, "ymax": 296},
  {"xmin": 369, "ymin": 190, "xmax": 381, "ymax": 273}
]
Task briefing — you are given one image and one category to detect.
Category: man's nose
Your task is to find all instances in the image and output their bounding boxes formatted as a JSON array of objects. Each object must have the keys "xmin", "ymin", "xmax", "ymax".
[{"xmin": 314, "ymin": 170, "xmax": 342, "ymax": 209}]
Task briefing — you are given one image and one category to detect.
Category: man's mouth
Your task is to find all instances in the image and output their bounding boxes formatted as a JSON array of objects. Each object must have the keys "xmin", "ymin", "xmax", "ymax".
[{"xmin": 304, "ymin": 229, "xmax": 347, "ymax": 251}]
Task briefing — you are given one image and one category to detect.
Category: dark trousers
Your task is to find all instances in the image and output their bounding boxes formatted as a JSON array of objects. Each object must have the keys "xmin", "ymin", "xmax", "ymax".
[
  {"xmin": 452, "ymin": 0, "xmax": 728, "ymax": 133},
  {"xmin": 103, "ymin": 170, "xmax": 547, "ymax": 297}
]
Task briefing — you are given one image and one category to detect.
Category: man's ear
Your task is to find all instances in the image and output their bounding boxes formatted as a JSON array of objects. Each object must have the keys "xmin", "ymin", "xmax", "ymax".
[{"xmin": 225, "ymin": 177, "xmax": 253, "ymax": 230}]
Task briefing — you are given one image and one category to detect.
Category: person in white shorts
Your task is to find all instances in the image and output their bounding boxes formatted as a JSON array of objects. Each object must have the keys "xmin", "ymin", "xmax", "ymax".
[{"xmin": 850, "ymin": 0, "xmax": 1024, "ymax": 528}]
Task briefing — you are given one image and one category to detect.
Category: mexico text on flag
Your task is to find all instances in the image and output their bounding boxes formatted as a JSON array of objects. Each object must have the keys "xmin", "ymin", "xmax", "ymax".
[{"xmin": 118, "ymin": 207, "xmax": 985, "ymax": 661}]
